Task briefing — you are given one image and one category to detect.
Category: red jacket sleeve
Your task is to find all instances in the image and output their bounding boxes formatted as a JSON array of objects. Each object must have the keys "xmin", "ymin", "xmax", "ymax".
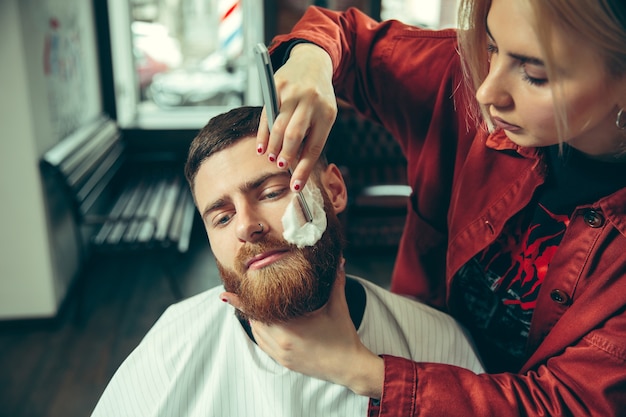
[{"xmin": 378, "ymin": 335, "xmax": 626, "ymax": 417}]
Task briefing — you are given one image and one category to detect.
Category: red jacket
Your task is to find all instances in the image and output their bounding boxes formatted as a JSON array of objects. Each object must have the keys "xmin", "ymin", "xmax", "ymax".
[{"xmin": 270, "ymin": 6, "xmax": 626, "ymax": 416}]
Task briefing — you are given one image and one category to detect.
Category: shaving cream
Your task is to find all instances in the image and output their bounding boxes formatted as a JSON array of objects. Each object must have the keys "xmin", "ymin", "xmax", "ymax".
[{"xmin": 282, "ymin": 182, "xmax": 327, "ymax": 248}]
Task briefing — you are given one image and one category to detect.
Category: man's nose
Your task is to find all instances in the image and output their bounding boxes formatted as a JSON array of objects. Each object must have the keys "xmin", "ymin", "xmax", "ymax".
[
  {"xmin": 475, "ymin": 58, "xmax": 513, "ymax": 109},
  {"xmin": 235, "ymin": 213, "xmax": 267, "ymax": 242}
]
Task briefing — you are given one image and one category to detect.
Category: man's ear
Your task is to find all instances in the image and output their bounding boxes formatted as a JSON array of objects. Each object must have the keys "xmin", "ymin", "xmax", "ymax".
[{"xmin": 320, "ymin": 163, "xmax": 348, "ymax": 214}]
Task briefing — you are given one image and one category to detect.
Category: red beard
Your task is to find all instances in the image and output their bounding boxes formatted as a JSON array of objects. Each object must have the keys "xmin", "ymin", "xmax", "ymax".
[{"xmin": 217, "ymin": 209, "xmax": 343, "ymax": 324}]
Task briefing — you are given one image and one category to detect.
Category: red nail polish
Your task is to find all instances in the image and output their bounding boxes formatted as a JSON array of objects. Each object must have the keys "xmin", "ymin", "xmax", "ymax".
[
  {"xmin": 294, "ymin": 183, "xmax": 301, "ymax": 191},
  {"xmin": 221, "ymin": 298, "xmax": 228, "ymax": 303},
  {"xmin": 269, "ymin": 154, "xmax": 276, "ymax": 162},
  {"xmin": 278, "ymin": 161, "xmax": 285, "ymax": 168},
  {"xmin": 257, "ymin": 145, "xmax": 263, "ymax": 154}
]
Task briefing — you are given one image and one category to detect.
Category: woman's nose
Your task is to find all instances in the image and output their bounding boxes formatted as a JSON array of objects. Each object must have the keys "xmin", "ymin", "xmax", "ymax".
[{"xmin": 475, "ymin": 59, "xmax": 513, "ymax": 109}]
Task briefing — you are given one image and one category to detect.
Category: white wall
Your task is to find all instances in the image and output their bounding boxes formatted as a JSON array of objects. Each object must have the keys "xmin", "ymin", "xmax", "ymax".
[
  {"xmin": 0, "ymin": 0, "xmax": 58, "ymax": 319},
  {"xmin": 0, "ymin": 0, "xmax": 102, "ymax": 319}
]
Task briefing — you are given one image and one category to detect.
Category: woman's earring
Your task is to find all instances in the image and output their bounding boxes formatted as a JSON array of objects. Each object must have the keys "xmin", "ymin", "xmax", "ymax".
[{"xmin": 616, "ymin": 108, "xmax": 626, "ymax": 130}]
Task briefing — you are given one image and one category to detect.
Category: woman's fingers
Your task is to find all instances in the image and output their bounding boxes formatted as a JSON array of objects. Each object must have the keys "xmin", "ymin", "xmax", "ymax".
[
  {"xmin": 256, "ymin": 108, "xmax": 271, "ymax": 156},
  {"xmin": 219, "ymin": 291, "xmax": 244, "ymax": 311},
  {"xmin": 256, "ymin": 43, "xmax": 336, "ymax": 191}
]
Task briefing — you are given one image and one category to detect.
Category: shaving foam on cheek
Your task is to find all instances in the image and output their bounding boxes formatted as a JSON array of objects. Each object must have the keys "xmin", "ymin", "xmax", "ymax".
[{"xmin": 281, "ymin": 183, "xmax": 327, "ymax": 248}]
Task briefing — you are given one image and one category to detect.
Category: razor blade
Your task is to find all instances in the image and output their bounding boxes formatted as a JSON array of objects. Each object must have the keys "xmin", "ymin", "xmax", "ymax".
[{"xmin": 254, "ymin": 43, "xmax": 313, "ymax": 223}]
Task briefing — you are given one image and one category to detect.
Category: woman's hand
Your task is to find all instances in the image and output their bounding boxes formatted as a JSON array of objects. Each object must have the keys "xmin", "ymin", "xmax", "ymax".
[
  {"xmin": 247, "ymin": 272, "xmax": 384, "ymax": 399},
  {"xmin": 257, "ymin": 43, "xmax": 338, "ymax": 192}
]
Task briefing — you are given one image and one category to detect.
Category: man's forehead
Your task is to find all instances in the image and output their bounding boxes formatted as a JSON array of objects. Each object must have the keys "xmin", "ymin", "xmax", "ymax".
[
  {"xmin": 199, "ymin": 151, "xmax": 288, "ymax": 188},
  {"xmin": 198, "ymin": 135, "xmax": 261, "ymax": 177},
  {"xmin": 195, "ymin": 150, "xmax": 289, "ymax": 211}
]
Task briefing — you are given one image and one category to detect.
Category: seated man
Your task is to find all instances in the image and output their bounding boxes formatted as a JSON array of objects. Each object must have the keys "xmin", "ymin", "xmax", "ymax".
[{"xmin": 90, "ymin": 106, "xmax": 484, "ymax": 417}]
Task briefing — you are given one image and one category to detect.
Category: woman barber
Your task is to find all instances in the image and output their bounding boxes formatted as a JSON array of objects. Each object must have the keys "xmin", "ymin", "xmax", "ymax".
[{"xmin": 227, "ymin": 0, "xmax": 626, "ymax": 415}]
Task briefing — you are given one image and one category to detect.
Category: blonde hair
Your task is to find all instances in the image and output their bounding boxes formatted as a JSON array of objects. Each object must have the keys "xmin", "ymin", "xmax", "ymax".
[
  {"xmin": 456, "ymin": 0, "xmax": 626, "ymax": 138},
  {"xmin": 456, "ymin": 0, "xmax": 493, "ymax": 130}
]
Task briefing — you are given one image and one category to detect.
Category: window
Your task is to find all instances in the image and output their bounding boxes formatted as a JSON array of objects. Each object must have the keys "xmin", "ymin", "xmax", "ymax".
[
  {"xmin": 381, "ymin": 0, "xmax": 459, "ymax": 28},
  {"xmin": 108, "ymin": 0, "xmax": 263, "ymax": 129}
]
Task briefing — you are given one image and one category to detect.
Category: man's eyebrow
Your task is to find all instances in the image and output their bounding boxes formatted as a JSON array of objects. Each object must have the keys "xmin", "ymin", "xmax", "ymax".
[
  {"xmin": 200, "ymin": 171, "xmax": 290, "ymax": 220},
  {"xmin": 486, "ymin": 21, "xmax": 545, "ymax": 67},
  {"xmin": 241, "ymin": 171, "xmax": 290, "ymax": 194},
  {"xmin": 202, "ymin": 198, "xmax": 228, "ymax": 220}
]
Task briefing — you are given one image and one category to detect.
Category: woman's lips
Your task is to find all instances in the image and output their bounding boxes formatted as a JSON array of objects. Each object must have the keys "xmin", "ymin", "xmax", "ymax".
[
  {"xmin": 246, "ymin": 249, "xmax": 289, "ymax": 270},
  {"xmin": 492, "ymin": 116, "xmax": 521, "ymax": 132}
]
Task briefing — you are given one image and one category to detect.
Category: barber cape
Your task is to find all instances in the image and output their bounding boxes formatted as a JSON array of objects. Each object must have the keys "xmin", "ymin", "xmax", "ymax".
[{"xmin": 91, "ymin": 276, "xmax": 484, "ymax": 417}]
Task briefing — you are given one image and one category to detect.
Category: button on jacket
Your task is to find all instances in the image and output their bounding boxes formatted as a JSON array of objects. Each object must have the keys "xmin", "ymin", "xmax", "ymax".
[{"xmin": 271, "ymin": 6, "xmax": 626, "ymax": 416}]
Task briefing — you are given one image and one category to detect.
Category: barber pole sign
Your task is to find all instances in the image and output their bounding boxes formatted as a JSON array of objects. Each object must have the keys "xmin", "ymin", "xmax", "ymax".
[{"xmin": 218, "ymin": 0, "xmax": 243, "ymax": 59}]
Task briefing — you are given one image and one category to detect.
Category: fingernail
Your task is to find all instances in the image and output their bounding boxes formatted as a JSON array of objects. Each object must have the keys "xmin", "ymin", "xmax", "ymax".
[
  {"xmin": 277, "ymin": 157, "xmax": 287, "ymax": 169},
  {"xmin": 221, "ymin": 297, "xmax": 229, "ymax": 303},
  {"xmin": 268, "ymin": 153, "xmax": 276, "ymax": 163},
  {"xmin": 257, "ymin": 144, "xmax": 264, "ymax": 154},
  {"xmin": 293, "ymin": 180, "xmax": 302, "ymax": 192}
]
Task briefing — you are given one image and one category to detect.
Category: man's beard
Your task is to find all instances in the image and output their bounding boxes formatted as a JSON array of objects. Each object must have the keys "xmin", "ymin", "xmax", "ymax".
[{"xmin": 217, "ymin": 205, "xmax": 344, "ymax": 324}]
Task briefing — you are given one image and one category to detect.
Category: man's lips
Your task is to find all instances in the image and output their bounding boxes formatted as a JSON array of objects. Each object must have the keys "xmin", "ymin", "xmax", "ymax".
[
  {"xmin": 492, "ymin": 116, "xmax": 521, "ymax": 132},
  {"xmin": 246, "ymin": 249, "xmax": 289, "ymax": 270}
]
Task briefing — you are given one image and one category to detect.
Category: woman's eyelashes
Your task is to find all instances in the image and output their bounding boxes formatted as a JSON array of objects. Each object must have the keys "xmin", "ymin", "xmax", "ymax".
[
  {"xmin": 486, "ymin": 42, "xmax": 498, "ymax": 60},
  {"xmin": 486, "ymin": 41, "xmax": 548, "ymax": 86},
  {"xmin": 521, "ymin": 71, "xmax": 548, "ymax": 86},
  {"xmin": 519, "ymin": 61, "xmax": 548, "ymax": 86}
]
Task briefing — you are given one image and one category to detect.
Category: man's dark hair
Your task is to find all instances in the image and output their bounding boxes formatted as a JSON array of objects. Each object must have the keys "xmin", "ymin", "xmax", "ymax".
[
  {"xmin": 185, "ymin": 106, "xmax": 262, "ymax": 188},
  {"xmin": 185, "ymin": 105, "xmax": 328, "ymax": 190}
]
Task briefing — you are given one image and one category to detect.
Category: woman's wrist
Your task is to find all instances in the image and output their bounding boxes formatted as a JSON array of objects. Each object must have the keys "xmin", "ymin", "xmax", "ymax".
[
  {"xmin": 342, "ymin": 349, "xmax": 385, "ymax": 399},
  {"xmin": 289, "ymin": 43, "xmax": 333, "ymax": 79}
]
